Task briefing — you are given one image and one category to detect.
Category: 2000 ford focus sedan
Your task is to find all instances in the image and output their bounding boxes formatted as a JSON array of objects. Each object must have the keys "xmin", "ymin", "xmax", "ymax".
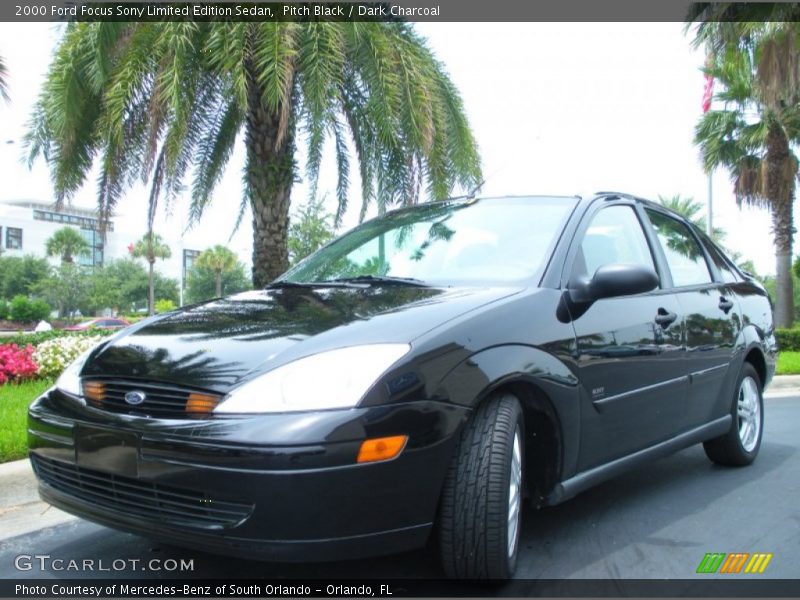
[{"xmin": 29, "ymin": 192, "xmax": 775, "ymax": 579}]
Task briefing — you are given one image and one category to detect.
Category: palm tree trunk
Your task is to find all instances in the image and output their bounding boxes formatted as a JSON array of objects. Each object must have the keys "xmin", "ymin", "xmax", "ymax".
[
  {"xmin": 215, "ymin": 272, "xmax": 222, "ymax": 297},
  {"xmin": 245, "ymin": 61, "xmax": 296, "ymax": 288},
  {"xmin": 148, "ymin": 260, "xmax": 155, "ymax": 316},
  {"xmin": 766, "ymin": 123, "xmax": 796, "ymax": 328},
  {"xmin": 772, "ymin": 198, "xmax": 794, "ymax": 327}
]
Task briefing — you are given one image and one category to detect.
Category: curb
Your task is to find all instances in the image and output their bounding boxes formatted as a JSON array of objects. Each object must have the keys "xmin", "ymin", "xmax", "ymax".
[{"xmin": 767, "ymin": 374, "xmax": 800, "ymax": 392}]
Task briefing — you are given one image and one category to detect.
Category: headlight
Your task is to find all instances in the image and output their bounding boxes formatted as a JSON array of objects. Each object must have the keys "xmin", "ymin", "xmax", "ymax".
[
  {"xmin": 214, "ymin": 344, "xmax": 411, "ymax": 414},
  {"xmin": 55, "ymin": 344, "xmax": 102, "ymax": 398}
]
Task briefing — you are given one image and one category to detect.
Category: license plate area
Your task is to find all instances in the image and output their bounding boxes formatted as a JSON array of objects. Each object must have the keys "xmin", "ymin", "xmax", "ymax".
[{"xmin": 76, "ymin": 426, "xmax": 138, "ymax": 478}]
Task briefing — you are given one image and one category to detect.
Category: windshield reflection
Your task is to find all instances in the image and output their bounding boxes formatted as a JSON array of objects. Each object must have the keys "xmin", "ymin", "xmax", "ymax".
[{"xmin": 282, "ymin": 197, "xmax": 577, "ymax": 287}]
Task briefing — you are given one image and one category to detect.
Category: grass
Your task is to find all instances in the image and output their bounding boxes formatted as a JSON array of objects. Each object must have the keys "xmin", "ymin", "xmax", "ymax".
[
  {"xmin": 0, "ymin": 378, "xmax": 53, "ymax": 463},
  {"xmin": 776, "ymin": 351, "xmax": 800, "ymax": 375}
]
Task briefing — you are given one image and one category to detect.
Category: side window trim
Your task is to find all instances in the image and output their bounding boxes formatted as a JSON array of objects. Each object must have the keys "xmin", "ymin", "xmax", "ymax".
[
  {"xmin": 695, "ymin": 227, "xmax": 743, "ymax": 284},
  {"xmin": 559, "ymin": 200, "xmax": 665, "ymax": 292},
  {"xmin": 635, "ymin": 204, "xmax": 675, "ymax": 289}
]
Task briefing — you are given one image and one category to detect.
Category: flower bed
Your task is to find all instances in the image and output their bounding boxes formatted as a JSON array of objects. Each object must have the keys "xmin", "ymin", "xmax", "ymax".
[
  {"xmin": 0, "ymin": 332, "xmax": 111, "ymax": 384},
  {"xmin": 33, "ymin": 335, "xmax": 110, "ymax": 379}
]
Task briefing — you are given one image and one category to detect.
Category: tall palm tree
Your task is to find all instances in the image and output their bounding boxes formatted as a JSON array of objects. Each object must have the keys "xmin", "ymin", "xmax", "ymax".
[
  {"xmin": 0, "ymin": 54, "xmax": 9, "ymax": 102},
  {"xmin": 131, "ymin": 232, "xmax": 171, "ymax": 316},
  {"xmin": 45, "ymin": 226, "xmax": 91, "ymax": 264},
  {"xmin": 196, "ymin": 245, "xmax": 238, "ymax": 297},
  {"xmin": 25, "ymin": 23, "xmax": 482, "ymax": 287},
  {"xmin": 693, "ymin": 45, "xmax": 800, "ymax": 327}
]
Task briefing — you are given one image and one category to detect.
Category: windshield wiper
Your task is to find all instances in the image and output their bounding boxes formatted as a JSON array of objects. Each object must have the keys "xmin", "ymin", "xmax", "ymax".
[
  {"xmin": 324, "ymin": 275, "xmax": 430, "ymax": 287},
  {"xmin": 266, "ymin": 280, "xmax": 366, "ymax": 289}
]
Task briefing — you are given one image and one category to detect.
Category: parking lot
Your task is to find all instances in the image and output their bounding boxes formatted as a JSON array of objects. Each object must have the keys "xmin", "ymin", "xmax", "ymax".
[{"xmin": 1, "ymin": 395, "xmax": 798, "ymax": 582}]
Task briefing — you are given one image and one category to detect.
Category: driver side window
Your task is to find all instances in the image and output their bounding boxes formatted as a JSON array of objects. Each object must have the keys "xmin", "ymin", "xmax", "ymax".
[{"xmin": 572, "ymin": 205, "xmax": 657, "ymax": 280}]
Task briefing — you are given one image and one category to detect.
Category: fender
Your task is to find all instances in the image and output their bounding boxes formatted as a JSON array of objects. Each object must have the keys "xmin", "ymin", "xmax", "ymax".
[
  {"xmin": 737, "ymin": 323, "xmax": 776, "ymax": 385},
  {"xmin": 434, "ymin": 344, "xmax": 581, "ymax": 482}
]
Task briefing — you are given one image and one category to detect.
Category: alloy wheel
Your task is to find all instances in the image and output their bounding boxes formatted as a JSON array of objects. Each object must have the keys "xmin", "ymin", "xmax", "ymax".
[
  {"xmin": 737, "ymin": 376, "xmax": 761, "ymax": 453},
  {"xmin": 507, "ymin": 428, "xmax": 522, "ymax": 558}
]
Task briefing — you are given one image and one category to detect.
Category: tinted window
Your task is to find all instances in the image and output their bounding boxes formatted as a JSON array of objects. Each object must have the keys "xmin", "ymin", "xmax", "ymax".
[
  {"xmin": 646, "ymin": 210, "xmax": 712, "ymax": 287},
  {"xmin": 572, "ymin": 205, "xmax": 656, "ymax": 279}
]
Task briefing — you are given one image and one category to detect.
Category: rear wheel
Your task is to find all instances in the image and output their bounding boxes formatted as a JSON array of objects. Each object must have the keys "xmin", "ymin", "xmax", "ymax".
[
  {"xmin": 703, "ymin": 362, "xmax": 763, "ymax": 466},
  {"xmin": 438, "ymin": 393, "xmax": 524, "ymax": 579}
]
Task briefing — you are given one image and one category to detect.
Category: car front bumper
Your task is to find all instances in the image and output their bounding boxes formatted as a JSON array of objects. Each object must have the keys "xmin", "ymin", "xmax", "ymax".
[{"xmin": 28, "ymin": 389, "xmax": 469, "ymax": 561}]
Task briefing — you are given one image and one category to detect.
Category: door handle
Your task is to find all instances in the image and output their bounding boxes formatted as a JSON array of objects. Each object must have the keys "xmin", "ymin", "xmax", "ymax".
[
  {"xmin": 719, "ymin": 296, "xmax": 734, "ymax": 313},
  {"xmin": 655, "ymin": 308, "xmax": 677, "ymax": 328}
]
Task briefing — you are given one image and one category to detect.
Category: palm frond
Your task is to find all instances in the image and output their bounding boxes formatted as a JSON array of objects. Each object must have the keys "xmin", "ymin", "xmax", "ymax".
[
  {"xmin": 28, "ymin": 22, "xmax": 482, "ymax": 282},
  {"xmin": 0, "ymin": 53, "xmax": 9, "ymax": 102}
]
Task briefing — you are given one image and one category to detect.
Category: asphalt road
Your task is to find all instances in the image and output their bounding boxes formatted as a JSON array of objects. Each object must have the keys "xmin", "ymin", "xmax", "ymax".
[{"xmin": 1, "ymin": 396, "xmax": 798, "ymax": 582}]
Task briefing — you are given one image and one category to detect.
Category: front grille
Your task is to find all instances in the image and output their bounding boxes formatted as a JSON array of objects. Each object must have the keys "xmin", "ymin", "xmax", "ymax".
[
  {"xmin": 82, "ymin": 379, "xmax": 221, "ymax": 418},
  {"xmin": 32, "ymin": 455, "xmax": 252, "ymax": 530}
]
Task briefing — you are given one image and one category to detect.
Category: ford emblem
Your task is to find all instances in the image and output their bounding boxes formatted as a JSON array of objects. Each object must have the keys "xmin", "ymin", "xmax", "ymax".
[{"xmin": 124, "ymin": 391, "xmax": 146, "ymax": 406}]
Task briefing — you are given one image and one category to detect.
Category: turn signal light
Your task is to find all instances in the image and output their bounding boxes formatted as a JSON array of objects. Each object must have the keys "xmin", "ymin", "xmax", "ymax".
[
  {"xmin": 82, "ymin": 381, "xmax": 105, "ymax": 405},
  {"xmin": 186, "ymin": 393, "xmax": 220, "ymax": 415},
  {"xmin": 357, "ymin": 435, "xmax": 408, "ymax": 464}
]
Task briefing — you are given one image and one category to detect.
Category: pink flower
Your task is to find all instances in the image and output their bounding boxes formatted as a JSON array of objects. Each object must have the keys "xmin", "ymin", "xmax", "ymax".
[{"xmin": 0, "ymin": 343, "xmax": 39, "ymax": 383}]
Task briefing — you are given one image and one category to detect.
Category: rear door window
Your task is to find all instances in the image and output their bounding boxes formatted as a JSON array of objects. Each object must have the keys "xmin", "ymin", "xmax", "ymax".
[{"xmin": 646, "ymin": 210, "xmax": 712, "ymax": 287}]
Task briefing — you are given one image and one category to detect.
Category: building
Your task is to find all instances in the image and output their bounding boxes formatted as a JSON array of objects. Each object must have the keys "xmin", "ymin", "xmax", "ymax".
[
  {"xmin": 0, "ymin": 198, "xmax": 117, "ymax": 268},
  {"xmin": 0, "ymin": 198, "xmax": 201, "ymax": 298}
]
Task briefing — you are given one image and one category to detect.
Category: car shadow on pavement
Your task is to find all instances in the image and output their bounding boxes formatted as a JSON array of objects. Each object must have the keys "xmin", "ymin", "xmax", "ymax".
[{"xmin": 516, "ymin": 440, "xmax": 797, "ymax": 579}]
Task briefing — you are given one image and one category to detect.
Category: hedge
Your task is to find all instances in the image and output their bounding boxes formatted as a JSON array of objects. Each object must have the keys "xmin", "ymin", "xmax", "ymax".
[{"xmin": 776, "ymin": 328, "xmax": 800, "ymax": 352}]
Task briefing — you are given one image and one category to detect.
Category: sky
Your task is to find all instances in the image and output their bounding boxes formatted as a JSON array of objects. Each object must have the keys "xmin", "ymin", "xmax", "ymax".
[{"xmin": 0, "ymin": 22, "xmax": 787, "ymax": 276}]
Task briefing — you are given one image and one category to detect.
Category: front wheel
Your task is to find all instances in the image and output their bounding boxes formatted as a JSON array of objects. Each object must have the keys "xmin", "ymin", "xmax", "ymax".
[
  {"xmin": 703, "ymin": 362, "xmax": 763, "ymax": 466},
  {"xmin": 438, "ymin": 393, "xmax": 524, "ymax": 579}
]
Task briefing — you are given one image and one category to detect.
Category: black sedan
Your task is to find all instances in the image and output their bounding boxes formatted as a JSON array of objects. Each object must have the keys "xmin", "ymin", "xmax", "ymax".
[{"xmin": 28, "ymin": 192, "xmax": 776, "ymax": 579}]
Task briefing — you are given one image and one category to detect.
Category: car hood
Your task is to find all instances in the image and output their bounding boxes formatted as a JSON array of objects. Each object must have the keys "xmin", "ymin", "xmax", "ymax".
[{"xmin": 83, "ymin": 285, "xmax": 522, "ymax": 393}]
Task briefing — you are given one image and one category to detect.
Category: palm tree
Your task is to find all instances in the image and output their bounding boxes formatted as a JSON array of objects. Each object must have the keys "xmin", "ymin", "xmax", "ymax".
[
  {"xmin": 688, "ymin": 4, "xmax": 800, "ymax": 110},
  {"xmin": 45, "ymin": 226, "xmax": 91, "ymax": 264},
  {"xmin": 0, "ymin": 54, "xmax": 9, "ymax": 102},
  {"xmin": 131, "ymin": 232, "xmax": 171, "ymax": 316},
  {"xmin": 196, "ymin": 245, "xmax": 238, "ymax": 297},
  {"xmin": 693, "ymin": 45, "xmax": 800, "ymax": 327},
  {"xmin": 658, "ymin": 194, "xmax": 725, "ymax": 241},
  {"xmin": 25, "ymin": 23, "xmax": 482, "ymax": 287}
]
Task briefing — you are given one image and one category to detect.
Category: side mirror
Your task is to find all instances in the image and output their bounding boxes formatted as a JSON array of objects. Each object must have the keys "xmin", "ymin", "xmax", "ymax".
[{"xmin": 570, "ymin": 264, "xmax": 659, "ymax": 303}]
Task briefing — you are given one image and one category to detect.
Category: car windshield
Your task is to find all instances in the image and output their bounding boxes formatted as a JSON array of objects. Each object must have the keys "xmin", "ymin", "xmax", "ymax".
[{"xmin": 280, "ymin": 196, "xmax": 577, "ymax": 286}]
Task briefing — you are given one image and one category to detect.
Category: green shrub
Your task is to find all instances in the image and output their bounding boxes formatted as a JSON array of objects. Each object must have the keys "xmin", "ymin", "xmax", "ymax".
[
  {"xmin": 776, "ymin": 328, "xmax": 800, "ymax": 352},
  {"xmin": 30, "ymin": 299, "xmax": 52, "ymax": 321},
  {"xmin": 0, "ymin": 329, "xmax": 102, "ymax": 348},
  {"xmin": 155, "ymin": 299, "xmax": 177, "ymax": 314},
  {"xmin": 9, "ymin": 296, "xmax": 52, "ymax": 323},
  {"xmin": 0, "ymin": 299, "xmax": 9, "ymax": 321}
]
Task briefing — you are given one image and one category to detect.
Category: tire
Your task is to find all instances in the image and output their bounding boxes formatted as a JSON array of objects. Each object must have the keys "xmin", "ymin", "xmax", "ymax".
[
  {"xmin": 438, "ymin": 393, "xmax": 524, "ymax": 579},
  {"xmin": 703, "ymin": 362, "xmax": 764, "ymax": 466}
]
